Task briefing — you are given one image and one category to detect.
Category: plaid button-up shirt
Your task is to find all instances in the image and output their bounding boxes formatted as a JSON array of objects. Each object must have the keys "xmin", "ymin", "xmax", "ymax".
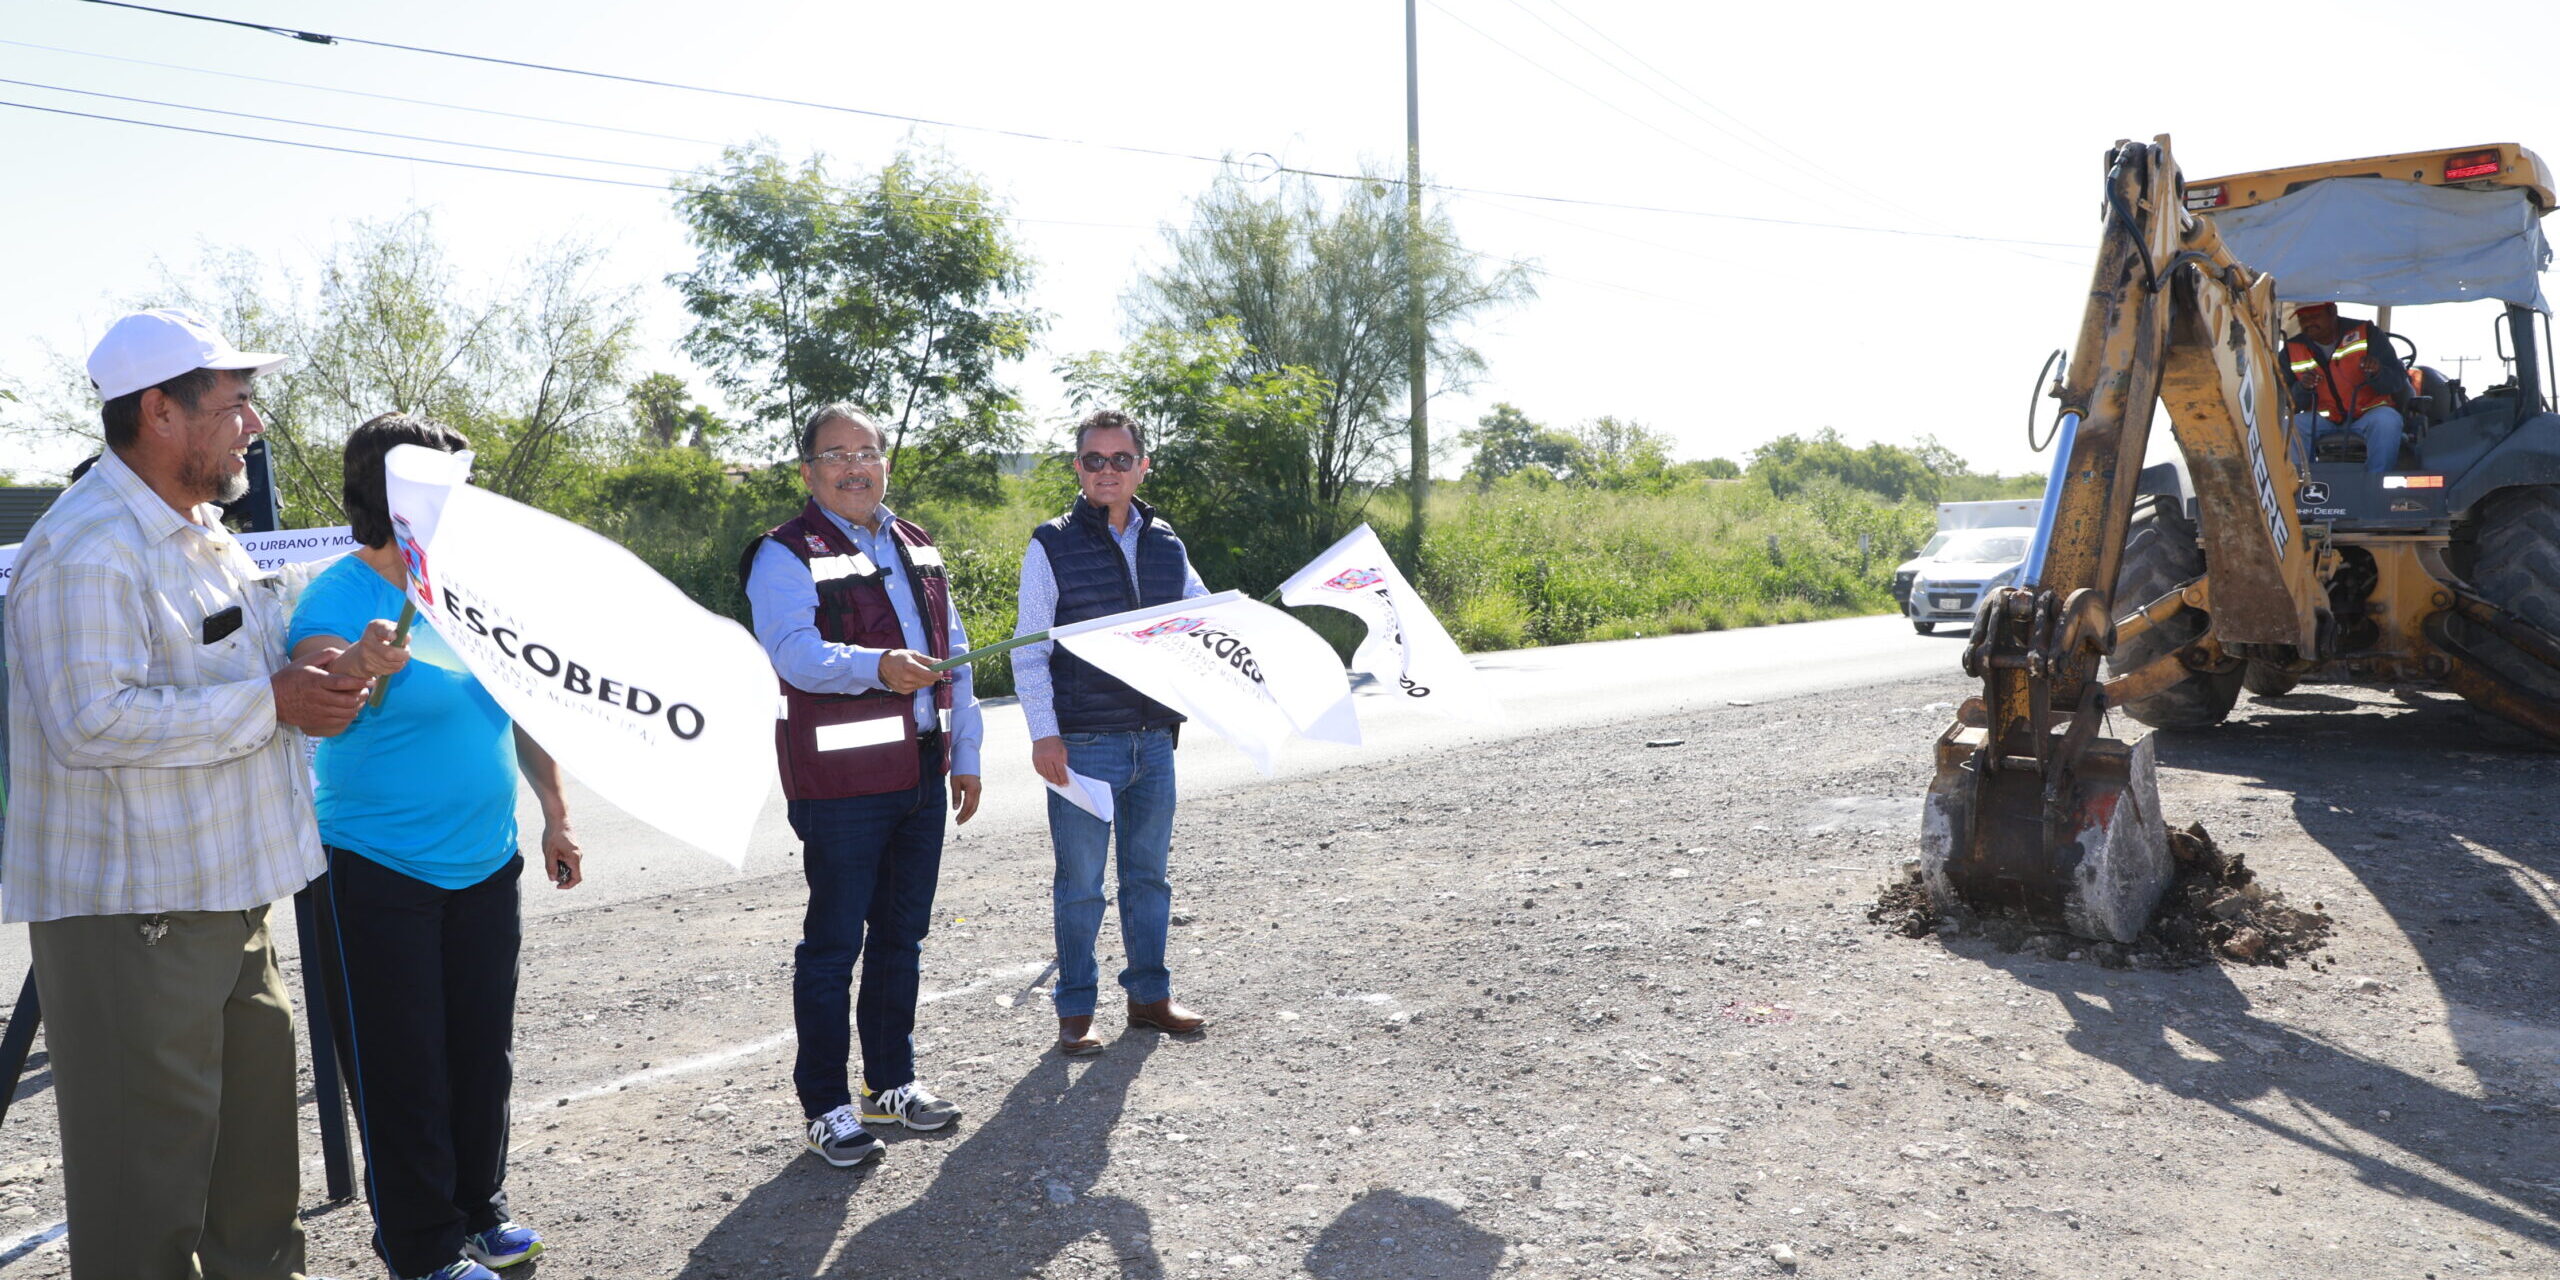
[{"xmin": 2, "ymin": 451, "xmax": 325, "ymax": 923}]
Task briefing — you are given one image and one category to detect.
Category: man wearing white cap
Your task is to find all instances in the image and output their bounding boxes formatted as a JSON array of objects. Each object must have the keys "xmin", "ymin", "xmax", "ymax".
[{"xmin": 4, "ymin": 309, "xmax": 396, "ymax": 1279}]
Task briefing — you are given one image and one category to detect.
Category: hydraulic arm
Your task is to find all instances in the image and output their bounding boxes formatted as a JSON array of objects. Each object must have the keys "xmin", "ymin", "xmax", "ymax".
[{"xmin": 1919, "ymin": 136, "xmax": 2318, "ymax": 942}]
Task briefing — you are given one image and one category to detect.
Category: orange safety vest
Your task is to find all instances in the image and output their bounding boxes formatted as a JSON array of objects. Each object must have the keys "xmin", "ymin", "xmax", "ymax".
[{"xmin": 2285, "ymin": 320, "xmax": 2395, "ymax": 423}]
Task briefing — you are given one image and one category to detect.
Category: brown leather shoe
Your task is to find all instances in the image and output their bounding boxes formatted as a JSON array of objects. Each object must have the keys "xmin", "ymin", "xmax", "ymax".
[
  {"xmin": 1056, "ymin": 1015, "xmax": 1105, "ymax": 1057},
  {"xmin": 1127, "ymin": 997, "xmax": 1208, "ymax": 1035}
]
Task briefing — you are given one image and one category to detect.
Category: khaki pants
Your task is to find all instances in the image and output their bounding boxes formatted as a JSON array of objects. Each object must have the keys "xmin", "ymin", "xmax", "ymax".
[{"xmin": 30, "ymin": 906, "xmax": 309, "ymax": 1280}]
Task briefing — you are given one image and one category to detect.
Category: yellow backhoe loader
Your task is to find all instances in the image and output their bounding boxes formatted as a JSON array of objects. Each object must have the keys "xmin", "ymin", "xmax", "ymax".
[{"xmin": 1920, "ymin": 137, "xmax": 2560, "ymax": 942}]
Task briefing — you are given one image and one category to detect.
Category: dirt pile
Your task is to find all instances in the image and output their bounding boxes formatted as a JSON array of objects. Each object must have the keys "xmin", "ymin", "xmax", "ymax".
[
  {"xmin": 1874, "ymin": 821, "xmax": 2334, "ymax": 969},
  {"xmin": 2146, "ymin": 821, "xmax": 2335, "ymax": 967},
  {"xmin": 1864, "ymin": 871, "xmax": 1938, "ymax": 937}
]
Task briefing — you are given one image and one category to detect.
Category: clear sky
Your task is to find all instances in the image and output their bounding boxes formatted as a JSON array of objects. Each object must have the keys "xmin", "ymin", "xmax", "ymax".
[{"xmin": 5, "ymin": 0, "xmax": 2558, "ymax": 483}]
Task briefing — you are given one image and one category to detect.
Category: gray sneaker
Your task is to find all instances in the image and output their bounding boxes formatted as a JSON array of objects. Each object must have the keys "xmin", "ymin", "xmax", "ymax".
[
  {"xmin": 861, "ymin": 1081, "xmax": 960, "ymax": 1131},
  {"xmin": 804, "ymin": 1104, "xmax": 884, "ymax": 1167}
]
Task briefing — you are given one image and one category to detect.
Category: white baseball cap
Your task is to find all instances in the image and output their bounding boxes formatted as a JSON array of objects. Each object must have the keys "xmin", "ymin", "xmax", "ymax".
[{"xmin": 86, "ymin": 308, "xmax": 289, "ymax": 402}]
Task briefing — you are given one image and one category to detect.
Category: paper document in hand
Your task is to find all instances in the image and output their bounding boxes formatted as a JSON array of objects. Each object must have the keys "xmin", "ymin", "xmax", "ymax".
[
  {"xmin": 1045, "ymin": 769, "xmax": 1117, "ymax": 823},
  {"xmin": 381, "ymin": 445, "xmax": 773, "ymax": 869},
  {"xmin": 1278, "ymin": 523, "xmax": 1500, "ymax": 722},
  {"xmin": 1051, "ymin": 590, "xmax": 1359, "ymax": 775}
]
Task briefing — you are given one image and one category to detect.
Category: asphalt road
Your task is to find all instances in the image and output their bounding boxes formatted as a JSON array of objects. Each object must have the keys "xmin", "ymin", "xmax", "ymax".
[{"xmin": 0, "ymin": 614, "xmax": 1963, "ymax": 977}]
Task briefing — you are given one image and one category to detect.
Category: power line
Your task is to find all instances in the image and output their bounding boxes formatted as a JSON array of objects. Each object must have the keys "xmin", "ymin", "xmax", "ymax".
[
  {"xmin": 1414, "ymin": 176, "xmax": 2085, "ymax": 250},
  {"xmin": 1414, "ymin": 0, "xmax": 1850, "ymax": 221},
  {"xmin": 10, "ymin": 72, "xmax": 1195, "ymax": 239},
  {"xmin": 0, "ymin": 90, "xmax": 1177, "ymax": 229},
  {"xmin": 18, "ymin": 20, "xmax": 2087, "ymax": 253},
  {"xmin": 1408, "ymin": 2, "xmax": 2081, "ymax": 258},
  {"xmin": 1525, "ymin": 0, "xmax": 1945, "ymax": 230},
  {"xmin": 0, "ymin": 94, "xmax": 1705, "ymax": 308},
  {"xmin": 2, "ymin": 96, "xmax": 678, "ymax": 190},
  {"xmin": 1454, "ymin": 188, "xmax": 1748, "ymax": 271},
  {"xmin": 0, "ymin": 97, "xmax": 1173, "ymax": 240},
  {"xmin": 1, "ymin": 36, "xmax": 726, "ymax": 147},
  {"xmin": 76, "ymin": 0, "xmax": 1235, "ymax": 168},
  {"xmin": 1492, "ymin": 0, "xmax": 1872, "ymax": 218},
  {"xmin": 1443, "ymin": 241, "xmax": 1685, "ymax": 306},
  {"xmin": 0, "ymin": 75, "xmax": 680, "ymax": 174}
]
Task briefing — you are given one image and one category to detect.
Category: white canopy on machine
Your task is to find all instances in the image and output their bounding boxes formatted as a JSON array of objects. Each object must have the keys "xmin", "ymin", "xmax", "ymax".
[{"xmin": 2210, "ymin": 177, "xmax": 2552, "ymax": 313}]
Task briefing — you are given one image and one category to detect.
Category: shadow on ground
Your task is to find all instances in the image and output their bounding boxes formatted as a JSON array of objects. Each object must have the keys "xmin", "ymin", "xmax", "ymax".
[
  {"xmin": 2002, "ymin": 948, "xmax": 2559, "ymax": 1247},
  {"xmin": 675, "ymin": 1036, "xmax": 1158, "ymax": 1280},
  {"xmin": 2016, "ymin": 687, "xmax": 2560, "ymax": 1246},
  {"xmin": 1303, "ymin": 1189, "xmax": 1505, "ymax": 1280}
]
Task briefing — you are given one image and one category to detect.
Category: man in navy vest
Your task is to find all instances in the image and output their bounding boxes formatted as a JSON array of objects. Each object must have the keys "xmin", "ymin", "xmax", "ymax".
[
  {"xmin": 741, "ymin": 404, "xmax": 984, "ymax": 1168},
  {"xmin": 1013, "ymin": 408, "xmax": 1214, "ymax": 1056}
]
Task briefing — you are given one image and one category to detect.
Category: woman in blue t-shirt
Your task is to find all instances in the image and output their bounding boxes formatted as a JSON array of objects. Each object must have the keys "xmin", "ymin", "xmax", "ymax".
[{"xmin": 288, "ymin": 413, "xmax": 582, "ymax": 1280}]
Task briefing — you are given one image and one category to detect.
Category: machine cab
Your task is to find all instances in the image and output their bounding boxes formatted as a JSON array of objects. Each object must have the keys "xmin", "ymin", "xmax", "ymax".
[{"xmin": 2191, "ymin": 144, "xmax": 2560, "ymax": 531}]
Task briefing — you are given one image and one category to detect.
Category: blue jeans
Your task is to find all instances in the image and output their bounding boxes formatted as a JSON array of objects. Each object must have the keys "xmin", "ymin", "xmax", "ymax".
[
  {"xmin": 2295, "ymin": 405, "xmax": 2405, "ymax": 473},
  {"xmin": 1048, "ymin": 728, "xmax": 1179, "ymax": 1019},
  {"xmin": 787, "ymin": 739, "xmax": 946, "ymax": 1118}
]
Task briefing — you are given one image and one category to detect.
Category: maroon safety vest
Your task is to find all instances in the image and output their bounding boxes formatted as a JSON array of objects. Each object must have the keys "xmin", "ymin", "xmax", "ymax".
[{"xmin": 747, "ymin": 500, "xmax": 954, "ymax": 800}]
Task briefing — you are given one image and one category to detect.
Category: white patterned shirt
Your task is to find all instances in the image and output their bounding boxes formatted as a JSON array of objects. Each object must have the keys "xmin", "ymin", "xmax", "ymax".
[{"xmin": 2, "ymin": 451, "xmax": 326, "ymax": 923}]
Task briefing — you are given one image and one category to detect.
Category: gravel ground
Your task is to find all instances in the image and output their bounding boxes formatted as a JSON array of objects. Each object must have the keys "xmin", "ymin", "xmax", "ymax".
[{"xmin": 0, "ymin": 675, "xmax": 2554, "ymax": 1278}]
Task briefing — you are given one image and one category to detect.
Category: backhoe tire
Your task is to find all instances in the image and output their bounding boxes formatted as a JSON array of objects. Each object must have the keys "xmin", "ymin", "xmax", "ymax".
[
  {"xmin": 2459, "ymin": 484, "xmax": 2560, "ymax": 710},
  {"xmin": 2242, "ymin": 664, "xmax": 2300, "ymax": 698},
  {"xmin": 2106, "ymin": 505, "xmax": 2242, "ymax": 730},
  {"xmin": 1912, "ymin": 619, "xmax": 1936, "ymax": 635}
]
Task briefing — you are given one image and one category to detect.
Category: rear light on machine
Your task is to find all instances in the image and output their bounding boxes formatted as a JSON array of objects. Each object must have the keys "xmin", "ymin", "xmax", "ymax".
[
  {"xmin": 2382, "ymin": 474, "xmax": 2445, "ymax": 489},
  {"xmin": 2183, "ymin": 183, "xmax": 2228, "ymax": 211},
  {"xmin": 2445, "ymin": 151, "xmax": 2503, "ymax": 181}
]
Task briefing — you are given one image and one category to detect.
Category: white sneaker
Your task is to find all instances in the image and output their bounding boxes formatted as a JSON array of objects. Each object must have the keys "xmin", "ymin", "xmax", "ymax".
[
  {"xmin": 861, "ymin": 1081, "xmax": 961, "ymax": 1131},
  {"xmin": 804, "ymin": 1104, "xmax": 884, "ymax": 1167}
]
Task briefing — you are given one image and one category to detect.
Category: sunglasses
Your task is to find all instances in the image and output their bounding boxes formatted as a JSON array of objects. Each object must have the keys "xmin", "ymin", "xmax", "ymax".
[{"xmin": 1078, "ymin": 451, "xmax": 1141, "ymax": 473}]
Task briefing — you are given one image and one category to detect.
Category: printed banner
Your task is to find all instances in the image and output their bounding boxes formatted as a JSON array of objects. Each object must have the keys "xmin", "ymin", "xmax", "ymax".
[
  {"xmin": 0, "ymin": 525, "xmax": 356, "ymax": 597},
  {"xmin": 382, "ymin": 446, "xmax": 771, "ymax": 868},
  {"xmin": 1278, "ymin": 524, "xmax": 1501, "ymax": 723},
  {"xmin": 1052, "ymin": 590, "xmax": 1359, "ymax": 775}
]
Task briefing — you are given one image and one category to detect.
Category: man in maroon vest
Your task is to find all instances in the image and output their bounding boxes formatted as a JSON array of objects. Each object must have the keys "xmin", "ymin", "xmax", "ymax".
[{"xmin": 740, "ymin": 404, "xmax": 983, "ymax": 1169}]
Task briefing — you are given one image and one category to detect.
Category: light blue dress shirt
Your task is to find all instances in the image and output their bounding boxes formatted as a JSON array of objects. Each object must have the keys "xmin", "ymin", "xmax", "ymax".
[
  {"xmin": 744, "ymin": 502, "xmax": 982, "ymax": 776},
  {"xmin": 1011, "ymin": 507, "xmax": 1210, "ymax": 742}
]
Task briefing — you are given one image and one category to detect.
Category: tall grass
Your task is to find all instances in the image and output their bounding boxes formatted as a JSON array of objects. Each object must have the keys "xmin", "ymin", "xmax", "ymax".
[
  {"xmin": 1402, "ymin": 475, "xmax": 1939, "ymax": 651},
  {"xmin": 587, "ymin": 459, "xmax": 1979, "ymax": 697}
]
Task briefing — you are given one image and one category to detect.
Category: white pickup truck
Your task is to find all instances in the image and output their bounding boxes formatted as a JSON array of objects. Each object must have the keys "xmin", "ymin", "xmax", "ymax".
[{"xmin": 1892, "ymin": 499, "xmax": 2041, "ymax": 636}]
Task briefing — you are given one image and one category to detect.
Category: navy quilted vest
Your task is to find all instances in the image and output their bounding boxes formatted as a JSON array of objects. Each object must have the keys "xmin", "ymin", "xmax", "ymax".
[{"xmin": 1032, "ymin": 496, "xmax": 1191, "ymax": 733}]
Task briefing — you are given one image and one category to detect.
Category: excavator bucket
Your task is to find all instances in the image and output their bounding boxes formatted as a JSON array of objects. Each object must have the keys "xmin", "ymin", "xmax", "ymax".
[{"xmin": 1917, "ymin": 700, "xmax": 2170, "ymax": 944}]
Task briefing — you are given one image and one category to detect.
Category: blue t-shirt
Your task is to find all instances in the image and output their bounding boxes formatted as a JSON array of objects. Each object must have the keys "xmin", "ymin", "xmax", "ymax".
[{"xmin": 288, "ymin": 556, "xmax": 519, "ymax": 888}]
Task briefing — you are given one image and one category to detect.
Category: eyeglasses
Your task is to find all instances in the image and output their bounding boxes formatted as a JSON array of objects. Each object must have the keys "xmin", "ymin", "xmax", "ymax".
[
  {"xmin": 809, "ymin": 448, "xmax": 886, "ymax": 469},
  {"xmin": 1078, "ymin": 452, "xmax": 1140, "ymax": 473}
]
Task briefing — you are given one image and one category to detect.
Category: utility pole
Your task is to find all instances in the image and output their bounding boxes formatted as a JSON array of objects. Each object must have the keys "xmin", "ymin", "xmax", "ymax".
[
  {"xmin": 2446, "ymin": 354, "xmax": 2481, "ymax": 386},
  {"xmin": 1404, "ymin": 0, "xmax": 1429, "ymax": 564}
]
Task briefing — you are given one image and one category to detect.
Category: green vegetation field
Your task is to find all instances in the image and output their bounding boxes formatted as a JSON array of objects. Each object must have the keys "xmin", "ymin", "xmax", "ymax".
[
  {"xmin": 575, "ymin": 445, "xmax": 2042, "ymax": 702},
  {"xmin": 1413, "ymin": 477, "xmax": 1927, "ymax": 650}
]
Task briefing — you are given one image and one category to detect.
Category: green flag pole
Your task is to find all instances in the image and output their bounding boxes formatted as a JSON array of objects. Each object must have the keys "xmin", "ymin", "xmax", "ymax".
[
  {"xmin": 365, "ymin": 601, "xmax": 417, "ymax": 710},
  {"xmin": 932, "ymin": 588, "xmax": 1281, "ymax": 673},
  {"xmin": 928, "ymin": 629, "xmax": 1048, "ymax": 673}
]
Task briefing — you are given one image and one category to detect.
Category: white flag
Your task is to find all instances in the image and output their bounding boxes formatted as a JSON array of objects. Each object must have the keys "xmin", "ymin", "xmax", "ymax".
[
  {"xmin": 382, "ymin": 446, "xmax": 773, "ymax": 868},
  {"xmin": 1278, "ymin": 524, "xmax": 1501, "ymax": 723},
  {"xmin": 1052, "ymin": 590, "xmax": 1359, "ymax": 775}
]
